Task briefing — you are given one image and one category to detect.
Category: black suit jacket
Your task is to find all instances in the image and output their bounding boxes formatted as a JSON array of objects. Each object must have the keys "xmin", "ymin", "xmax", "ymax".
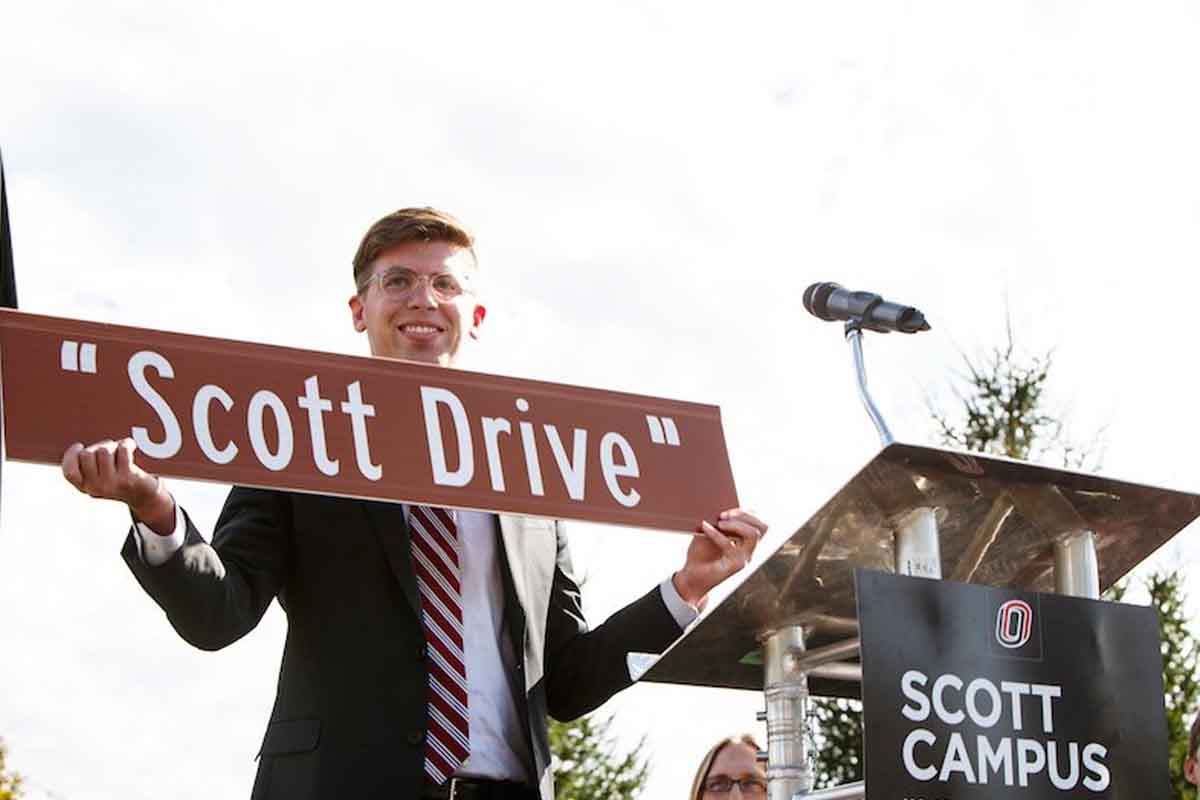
[{"xmin": 122, "ymin": 487, "xmax": 683, "ymax": 800}]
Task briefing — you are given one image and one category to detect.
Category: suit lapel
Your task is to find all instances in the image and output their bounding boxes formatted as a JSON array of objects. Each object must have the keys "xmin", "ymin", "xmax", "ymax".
[
  {"xmin": 497, "ymin": 515, "xmax": 559, "ymax": 691},
  {"xmin": 498, "ymin": 515, "xmax": 533, "ymax": 617},
  {"xmin": 360, "ymin": 500, "xmax": 421, "ymax": 616},
  {"xmin": 497, "ymin": 516, "xmax": 557, "ymax": 614}
]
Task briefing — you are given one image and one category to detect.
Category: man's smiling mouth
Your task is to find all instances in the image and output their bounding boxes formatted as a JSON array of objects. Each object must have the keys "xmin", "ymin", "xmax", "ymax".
[{"xmin": 399, "ymin": 323, "xmax": 443, "ymax": 335}]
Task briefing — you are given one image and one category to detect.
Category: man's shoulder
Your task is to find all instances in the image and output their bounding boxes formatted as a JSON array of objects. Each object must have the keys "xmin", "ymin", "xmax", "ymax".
[
  {"xmin": 497, "ymin": 514, "xmax": 565, "ymax": 535},
  {"xmin": 224, "ymin": 485, "xmax": 374, "ymax": 513}
]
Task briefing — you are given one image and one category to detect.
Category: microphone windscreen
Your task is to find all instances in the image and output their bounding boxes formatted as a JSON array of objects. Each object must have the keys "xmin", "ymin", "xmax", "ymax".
[{"xmin": 802, "ymin": 282, "xmax": 841, "ymax": 321}]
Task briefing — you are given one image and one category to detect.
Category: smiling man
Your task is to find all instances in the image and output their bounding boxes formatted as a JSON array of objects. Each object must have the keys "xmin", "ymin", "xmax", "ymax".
[
  {"xmin": 349, "ymin": 214, "xmax": 484, "ymax": 366},
  {"xmin": 61, "ymin": 207, "xmax": 766, "ymax": 800}
]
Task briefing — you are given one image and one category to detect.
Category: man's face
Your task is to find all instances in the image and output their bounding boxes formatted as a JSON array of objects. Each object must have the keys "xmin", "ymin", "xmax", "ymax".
[{"xmin": 349, "ymin": 240, "xmax": 485, "ymax": 366}]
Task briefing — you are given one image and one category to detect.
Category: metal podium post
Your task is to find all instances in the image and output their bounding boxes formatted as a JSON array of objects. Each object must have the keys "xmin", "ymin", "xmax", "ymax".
[
  {"xmin": 763, "ymin": 625, "xmax": 811, "ymax": 800},
  {"xmin": 1054, "ymin": 530, "xmax": 1101, "ymax": 599}
]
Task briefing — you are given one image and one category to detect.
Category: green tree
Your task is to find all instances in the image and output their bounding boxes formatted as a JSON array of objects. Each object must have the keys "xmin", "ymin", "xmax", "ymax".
[
  {"xmin": 0, "ymin": 739, "xmax": 23, "ymax": 800},
  {"xmin": 929, "ymin": 327, "xmax": 1100, "ymax": 469},
  {"xmin": 550, "ymin": 714, "xmax": 649, "ymax": 800},
  {"xmin": 1151, "ymin": 570, "xmax": 1200, "ymax": 800},
  {"xmin": 809, "ymin": 696, "xmax": 863, "ymax": 789}
]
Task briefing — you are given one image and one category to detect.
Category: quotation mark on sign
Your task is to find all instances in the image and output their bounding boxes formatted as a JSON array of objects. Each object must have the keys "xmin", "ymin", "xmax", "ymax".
[
  {"xmin": 60, "ymin": 340, "xmax": 98, "ymax": 374},
  {"xmin": 645, "ymin": 415, "xmax": 680, "ymax": 446}
]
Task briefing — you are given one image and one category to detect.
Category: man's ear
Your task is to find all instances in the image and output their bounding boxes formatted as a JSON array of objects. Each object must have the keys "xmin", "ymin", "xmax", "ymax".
[
  {"xmin": 349, "ymin": 294, "xmax": 367, "ymax": 332},
  {"xmin": 1186, "ymin": 756, "xmax": 1199, "ymax": 785},
  {"xmin": 469, "ymin": 302, "xmax": 487, "ymax": 339}
]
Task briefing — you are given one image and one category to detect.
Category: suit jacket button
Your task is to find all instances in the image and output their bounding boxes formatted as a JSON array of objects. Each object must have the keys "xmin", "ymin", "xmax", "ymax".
[
  {"xmin": 416, "ymin": 645, "xmax": 427, "ymax": 661},
  {"xmin": 407, "ymin": 730, "xmax": 424, "ymax": 745}
]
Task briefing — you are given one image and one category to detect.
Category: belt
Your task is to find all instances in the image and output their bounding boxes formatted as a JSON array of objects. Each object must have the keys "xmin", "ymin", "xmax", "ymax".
[{"xmin": 423, "ymin": 777, "xmax": 539, "ymax": 800}]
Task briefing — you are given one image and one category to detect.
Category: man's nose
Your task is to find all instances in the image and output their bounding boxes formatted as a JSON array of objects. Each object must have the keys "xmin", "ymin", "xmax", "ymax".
[{"xmin": 406, "ymin": 279, "xmax": 438, "ymax": 308}]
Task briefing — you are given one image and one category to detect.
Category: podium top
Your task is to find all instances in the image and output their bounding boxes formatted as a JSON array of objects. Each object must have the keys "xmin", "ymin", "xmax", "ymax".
[{"xmin": 639, "ymin": 443, "xmax": 1200, "ymax": 695}]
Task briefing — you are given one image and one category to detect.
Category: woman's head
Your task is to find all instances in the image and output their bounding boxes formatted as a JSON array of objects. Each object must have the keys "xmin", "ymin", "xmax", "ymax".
[
  {"xmin": 1186, "ymin": 712, "xmax": 1200, "ymax": 786},
  {"xmin": 689, "ymin": 734, "xmax": 767, "ymax": 799}
]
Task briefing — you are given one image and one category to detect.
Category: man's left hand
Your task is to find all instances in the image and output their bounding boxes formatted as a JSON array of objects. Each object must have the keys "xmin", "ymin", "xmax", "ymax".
[{"xmin": 672, "ymin": 508, "xmax": 767, "ymax": 610}]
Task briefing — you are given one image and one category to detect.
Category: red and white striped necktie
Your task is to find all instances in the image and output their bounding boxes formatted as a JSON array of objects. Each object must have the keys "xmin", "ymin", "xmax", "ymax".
[{"xmin": 408, "ymin": 505, "xmax": 470, "ymax": 783}]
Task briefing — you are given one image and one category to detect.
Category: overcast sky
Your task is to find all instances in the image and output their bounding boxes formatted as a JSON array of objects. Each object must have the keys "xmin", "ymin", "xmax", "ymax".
[{"xmin": 4, "ymin": 1, "xmax": 1200, "ymax": 798}]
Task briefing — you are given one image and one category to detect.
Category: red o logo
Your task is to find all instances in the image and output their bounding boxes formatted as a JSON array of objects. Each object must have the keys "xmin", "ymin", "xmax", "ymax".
[{"xmin": 995, "ymin": 599, "xmax": 1033, "ymax": 649}]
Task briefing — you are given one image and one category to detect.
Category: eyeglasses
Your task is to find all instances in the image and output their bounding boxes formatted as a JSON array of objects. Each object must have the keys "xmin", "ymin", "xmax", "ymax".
[
  {"xmin": 359, "ymin": 267, "xmax": 471, "ymax": 303},
  {"xmin": 703, "ymin": 776, "xmax": 768, "ymax": 796}
]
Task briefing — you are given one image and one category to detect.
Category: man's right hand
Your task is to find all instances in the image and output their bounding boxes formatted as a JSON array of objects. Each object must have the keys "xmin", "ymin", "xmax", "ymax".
[{"xmin": 61, "ymin": 438, "xmax": 176, "ymax": 535}]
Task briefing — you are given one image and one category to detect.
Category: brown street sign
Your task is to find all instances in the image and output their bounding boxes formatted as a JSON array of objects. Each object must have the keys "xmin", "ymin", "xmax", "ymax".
[{"xmin": 0, "ymin": 309, "xmax": 738, "ymax": 531}]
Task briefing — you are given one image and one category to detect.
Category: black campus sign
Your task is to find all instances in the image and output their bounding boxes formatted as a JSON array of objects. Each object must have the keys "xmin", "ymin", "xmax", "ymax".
[{"xmin": 857, "ymin": 570, "xmax": 1168, "ymax": 800}]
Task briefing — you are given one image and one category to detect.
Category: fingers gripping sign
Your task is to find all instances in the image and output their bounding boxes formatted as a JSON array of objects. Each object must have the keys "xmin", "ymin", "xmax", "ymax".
[
  {"xmin": 64, "ymin": 438, "xmax": 140, "ymax": 500},
  {"xmin": 61, "ymin": 438, "xmax": 176, "ymax": 534},
  {"xmin": 672, "ymin": 507, "xmax": 768, "ymax": 610}
]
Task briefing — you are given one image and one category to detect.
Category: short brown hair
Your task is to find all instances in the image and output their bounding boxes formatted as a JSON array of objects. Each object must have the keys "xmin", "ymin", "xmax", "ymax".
[
  {"xmin": 352, "ymin": 207, "xmax": 476, "ymax": 289},
  {"xmin": 1190, "ymin": 712, "xmax": 1200, "ymax": 759}
]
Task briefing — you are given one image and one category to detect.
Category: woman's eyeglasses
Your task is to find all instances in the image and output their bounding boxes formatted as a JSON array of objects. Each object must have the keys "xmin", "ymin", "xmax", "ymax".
[{"xmin": 703, "ymin": 775, "xmax": 768, "ymax": 796}]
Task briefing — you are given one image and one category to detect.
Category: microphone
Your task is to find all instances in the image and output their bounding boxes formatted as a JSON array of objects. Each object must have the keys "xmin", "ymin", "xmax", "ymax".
[{"xmin": 802, "ymin": 282, "xmax": 931, "ymax": 334}]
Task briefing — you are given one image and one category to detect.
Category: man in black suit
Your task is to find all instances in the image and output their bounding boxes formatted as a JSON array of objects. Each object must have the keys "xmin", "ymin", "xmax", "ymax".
[{"xmin": 61, "ymin": 207, "xmax": 766, "ymax": 800}]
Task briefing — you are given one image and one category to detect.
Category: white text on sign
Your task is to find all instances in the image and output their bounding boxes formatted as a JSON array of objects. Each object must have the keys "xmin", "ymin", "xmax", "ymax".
[
  {"xmin": 420, "ymin": 387, "xmax": 642, "ymax": 507},
  {"xmin": 128, "ymin": 351, "xmax": 382, "ymax": 478},
  {"xmin": 899, "ymin": 669, "xmax": 1110, "ymax": 792},
  {"xmin": 123, "ymin": 351, "xmax": 648, "ymax": 508}
]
